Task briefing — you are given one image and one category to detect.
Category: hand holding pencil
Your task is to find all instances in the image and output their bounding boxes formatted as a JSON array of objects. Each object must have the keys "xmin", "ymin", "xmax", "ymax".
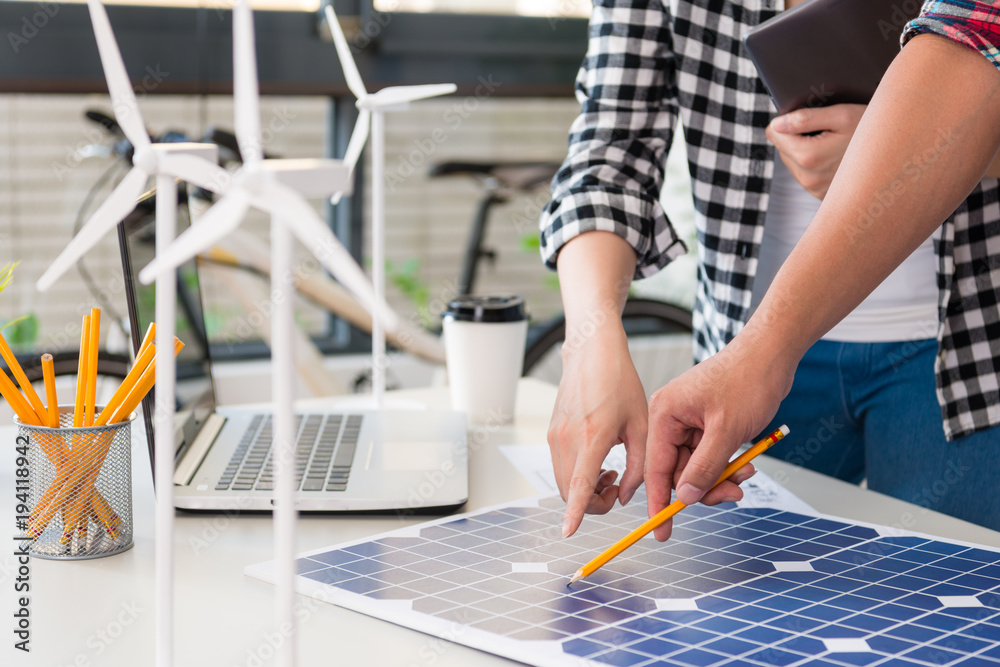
[{"xmin": 568, "ymin": 426, "xmax": 789, "ymax": 585}]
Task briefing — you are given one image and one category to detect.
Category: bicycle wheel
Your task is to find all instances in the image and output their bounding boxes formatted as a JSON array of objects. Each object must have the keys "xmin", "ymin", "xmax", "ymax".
[
  {"xmin": 523, "ymin": 298, "xmax": 694, "ymax": 398},
  {"xmin": 20, "ymin": 352, "xmax": 131, "ymax": 384}
]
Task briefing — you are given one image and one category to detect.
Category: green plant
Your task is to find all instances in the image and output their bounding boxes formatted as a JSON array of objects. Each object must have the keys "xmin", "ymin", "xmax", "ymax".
[
  {"xmin": 0, "ymin": 263, "xmax": 38, "ymax": 348},
  {"xmin": 386, "ymin": 258, "xmax": 433, "ymax": 327}
]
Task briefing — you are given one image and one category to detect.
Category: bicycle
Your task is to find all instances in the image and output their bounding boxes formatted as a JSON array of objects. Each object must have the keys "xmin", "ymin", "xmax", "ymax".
[
  {"xmin": 427, "ymin": 160, "xmax": 695, "ymax": 397},
  {"xmin": 40, "ymin": 110, "xmax": 445, "ymax": 389}
]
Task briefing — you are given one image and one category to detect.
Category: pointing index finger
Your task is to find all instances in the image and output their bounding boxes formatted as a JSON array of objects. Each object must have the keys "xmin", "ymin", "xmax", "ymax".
[{"xmin": 562, "ymin": 439, "xmax": 617, "ymax": 538}]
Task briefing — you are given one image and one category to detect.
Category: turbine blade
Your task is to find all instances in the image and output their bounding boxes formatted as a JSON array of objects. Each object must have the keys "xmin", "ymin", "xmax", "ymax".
[
  {"xmin": 158, "ymin": 153, "xmax": 233, "ymax": 195},
  {"xmin": 257, "ymin": 181, "xmax": 400, "ymax": 333},
  {"xmin": 366, "ymin": 84, "xmax": 457, "ymax": 108},
  {"xmin": 324, "ymin": 4, "xmax": 368, "ymax": 101},
  {"xmin": 342, "ymin": 109, "xmax": 370, "ymax": 175},
  {"xmin": 37, "ymin": 167, "xmax": 149, "ymax": 291},
  {"xmin": 86, "ymin": 0, "xmax": 150, "ymax": 151},
  {"xmin": 138, "ymin": 190, "xmax": 250, "ymax": 285},
  {"xmin": 233, "ymin": 0, "xmax": 263, "ymax": 164},
  {"xmin": 330, "ymin": 109, "xmax": 369, "ymax": 205}
]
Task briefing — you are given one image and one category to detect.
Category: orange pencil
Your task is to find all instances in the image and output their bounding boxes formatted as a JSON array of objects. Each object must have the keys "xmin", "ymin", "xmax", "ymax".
[
  {"xmin": 58, "ymin": 340, "xmax": 182, "ymax": 539},
  {"xmin": 137, "ymin": 322, "xmax": 156, "ymax": 356},
  {"xmin": 74, "ymin": 315, "xmax": 91, "ymax": 428},
  {"xmin": 0, "ymin": 366, "xmax": 41, "ymax": 426},
  {"xmin": 568, "ymin": 425, "xmax": 791, "ymax": 586},
  {"xmin": 94, "ymin": 343, "xmax": 155, "ymax": 427},
  {"xmin": 60, "ymin": 433, "xmax": 115, "ymax": 543},
  {"xmin": 109, "ymin": 339, "xmax": 184, "ymax": 424},
  {"xmin": 0, "ymin": 331, "xmax": 47, "ymax": 425},
  {"xmin": 85, "ymin": 307, "xmax": 101, "ymax": 426},
  {"xmin": 41, "ymin": 353, "xmax": 59, "ymax": 428}
]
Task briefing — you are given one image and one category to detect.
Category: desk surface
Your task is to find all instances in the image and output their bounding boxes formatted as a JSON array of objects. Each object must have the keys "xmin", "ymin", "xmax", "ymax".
[{"xmin": 3, "ymin": 378, "xmax": 998, "ymax": 666}]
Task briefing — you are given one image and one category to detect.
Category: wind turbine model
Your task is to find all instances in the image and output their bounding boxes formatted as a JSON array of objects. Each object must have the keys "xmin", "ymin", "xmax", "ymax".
[
  {"xmin": 324, "ymin": 3, "xmax": 456, "ymax": 408},
  {"xmin": 140, "ymin": 2, "xmax": 400, "ymax": 665},
  {"xmin": 35, "ymin": 2, "xmax": 232, "ymax": 665},
  {"xmin": 37, "ymin": 1, "xmax": 229, "ymax": 295}
]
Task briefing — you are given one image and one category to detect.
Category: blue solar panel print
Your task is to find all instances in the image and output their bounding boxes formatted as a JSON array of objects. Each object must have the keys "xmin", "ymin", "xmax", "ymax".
[{"xmin": 247, "ymin": 492, "xmax": 1000, "ymax": 666}]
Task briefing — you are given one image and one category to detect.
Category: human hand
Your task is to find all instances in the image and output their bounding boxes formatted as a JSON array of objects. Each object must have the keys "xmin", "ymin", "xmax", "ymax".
[
  {"xmin": 644, "ymin": 338, "xmax": 796, "ymax": 541},
  {"xmin": 549, "ymin": 325, "xmax": 647, "ymax": 538},
  {"xmin": 766, "ymin": 104, "xmax": 867, "ymax": 199}
]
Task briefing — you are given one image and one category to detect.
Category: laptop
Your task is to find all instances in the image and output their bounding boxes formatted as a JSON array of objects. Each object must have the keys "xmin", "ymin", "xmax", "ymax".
[
  {"xmin": 116, "ymin": 207, "xmax": 468, "ymax": 513},
  {"xmin": 743, "ymin": 0, "xmax": 921, "ymax": 115}
]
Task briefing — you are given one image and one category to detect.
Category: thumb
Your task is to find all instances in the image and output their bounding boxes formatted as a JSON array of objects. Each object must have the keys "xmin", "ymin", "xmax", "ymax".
[
  {"xmin": 618, "ymin": 418, "xmax": 647, "ymax": 506},
  {"xmin": 770, "ymin": 108, "xmax": 826, "ymax": 136},
  {"xmin": 674, "ymin": 428, "xmax": 737, "ymax": 505}
]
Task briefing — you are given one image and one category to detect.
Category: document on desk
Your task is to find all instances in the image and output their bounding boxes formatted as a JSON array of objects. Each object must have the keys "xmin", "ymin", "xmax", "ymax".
[
  {"xmin": 247, "ymin": 487, "xmax": 1000, "ymax": 667},
  {"xmin": 499, "ymin": 443, "xmax": 817, "ymax": 515}
]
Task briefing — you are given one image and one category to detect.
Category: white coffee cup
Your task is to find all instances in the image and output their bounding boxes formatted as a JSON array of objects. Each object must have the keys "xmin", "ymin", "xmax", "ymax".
[{"xmin": 442, "ymin": 296, "xmax": 528, "ymax": 425}]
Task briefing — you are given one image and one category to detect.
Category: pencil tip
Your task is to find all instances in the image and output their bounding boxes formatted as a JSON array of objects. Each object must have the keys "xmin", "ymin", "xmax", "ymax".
[{"xmin": 568, "ymin": 570, "xmax": 583, "ymax": 587}]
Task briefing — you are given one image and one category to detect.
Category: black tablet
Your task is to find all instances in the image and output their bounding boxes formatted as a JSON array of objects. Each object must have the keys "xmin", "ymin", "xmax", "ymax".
[{"xmin": 743, "ymin": 0, "xmax": 922, "ymax": 115}]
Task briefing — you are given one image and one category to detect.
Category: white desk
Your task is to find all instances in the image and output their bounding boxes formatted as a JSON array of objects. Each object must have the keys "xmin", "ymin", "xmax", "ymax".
[{"xmin": 3, "ymin": 378, "xmax": 998, "ymax": 666}]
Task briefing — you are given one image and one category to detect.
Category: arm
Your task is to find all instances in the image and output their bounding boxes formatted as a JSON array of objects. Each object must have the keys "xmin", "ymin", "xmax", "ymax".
[
  {"xmin": 645, "ymin": 33, "xmax": 1000, "ymax": 539},
  {"xmin": 551, "ymin": 232, "xmax": 645, "ymax": 536},
  {"xmin": 539, "ymin": 0, "xmax": 687, "ymax": 537},
  {"xmin": 988, "ymin": 153, "xmax": 1000, "ymax": 178}
]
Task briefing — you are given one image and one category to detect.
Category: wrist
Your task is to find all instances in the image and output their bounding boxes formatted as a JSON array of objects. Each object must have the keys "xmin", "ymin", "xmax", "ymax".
[
  {"xmin": 562, "ymin": 313, "xmax": 627, "ymax": 358},
  {"xmin": 724, "ymin": 324, "xmax": 802, "ymax": 399}
]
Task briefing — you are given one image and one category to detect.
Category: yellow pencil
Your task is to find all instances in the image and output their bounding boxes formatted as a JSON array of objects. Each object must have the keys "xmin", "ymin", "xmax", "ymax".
[
  {"xmin": 568, "ymin": 425, "xmax": 790, "ymax": 586},
  {"xmin": 41, "ymin": 353, "xmax": 59, "ymax": 428},
  {"xmin": 0, "ymin": 365, "xmax": 41, "ymax": 426},
  {"xmin": 85, "ymin": 307, "xmax": 101, "ymax": 426},
  {"xmin": 74, "ymin": 315, "xmax": 91, "ymax": 428},
  {"xmin": 137, "ymin": 322, "xmax": 156, "ymax": 357},
  {"xmin": 94, "ymin": 343, "xmax": 155, "ymax": 427},
  {"xmin": 0, "ymin": 331, "xmax": 47, "ymax": 425},
  {"xmin": 109, "ymin": 339, "xmax": 184, "ymax": 425}
]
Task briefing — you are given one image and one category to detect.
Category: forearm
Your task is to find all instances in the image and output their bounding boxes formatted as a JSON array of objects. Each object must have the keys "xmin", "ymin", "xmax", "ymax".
[
  {"xmin": 744, "ymin": 34, "xmax": 1000, "ymax": 362},
  {"xmin": 556, "ymin": 231, "xmax": 637, "ymax": 340},
  {"xmin": 987, "ymin": 152, "xmax": 1000, "ymax": 179}
]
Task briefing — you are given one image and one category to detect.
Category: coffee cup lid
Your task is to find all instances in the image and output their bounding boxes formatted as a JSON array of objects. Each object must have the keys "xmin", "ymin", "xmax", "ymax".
[{"xmin": 442, "ymin": 295, "xmax": 526, "ymax": 323}]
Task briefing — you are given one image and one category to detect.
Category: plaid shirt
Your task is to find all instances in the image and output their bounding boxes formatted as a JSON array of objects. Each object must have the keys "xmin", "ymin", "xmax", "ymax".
[{"xmin": 540, "ymin": 0, "xmax": 1000, "ymax": 441}]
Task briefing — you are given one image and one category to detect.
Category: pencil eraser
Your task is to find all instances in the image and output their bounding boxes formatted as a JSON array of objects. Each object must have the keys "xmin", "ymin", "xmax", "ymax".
[{"xmin": 779, "ymin": 425, "xmax": 790, "ymax": 437}]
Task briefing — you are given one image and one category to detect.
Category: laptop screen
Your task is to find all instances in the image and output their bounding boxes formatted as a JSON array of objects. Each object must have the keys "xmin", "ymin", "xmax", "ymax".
[{"xmin": 117, "ymin": 195, "xmax": 217, "ymax": 478}]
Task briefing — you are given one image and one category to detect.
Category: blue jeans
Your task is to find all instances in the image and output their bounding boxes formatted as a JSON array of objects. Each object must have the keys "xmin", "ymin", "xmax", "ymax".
[{"xmin": 760, "ymin": 338, "xmax": 1000, "ymax": 531}]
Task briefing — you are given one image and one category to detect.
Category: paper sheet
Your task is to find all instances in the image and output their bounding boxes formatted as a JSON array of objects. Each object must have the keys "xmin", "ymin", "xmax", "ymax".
[{"xmin": 499, "ymin": 443, "xmax": 816, "ymax": 515}]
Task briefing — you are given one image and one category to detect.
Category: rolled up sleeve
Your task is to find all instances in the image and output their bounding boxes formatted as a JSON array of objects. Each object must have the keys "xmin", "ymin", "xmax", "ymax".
[
  {"xmin": 902, "ymin": 0, "xmax": 1000, "ymax": 73},
  {"xmin": 539, "ymin": 0, "xmax": 687, "ymax": 279}
]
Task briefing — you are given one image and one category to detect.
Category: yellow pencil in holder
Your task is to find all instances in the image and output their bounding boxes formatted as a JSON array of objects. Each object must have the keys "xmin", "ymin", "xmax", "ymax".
[{"xmin": 19, "ymin": 407, "xmax": 135, "ymax": 559}]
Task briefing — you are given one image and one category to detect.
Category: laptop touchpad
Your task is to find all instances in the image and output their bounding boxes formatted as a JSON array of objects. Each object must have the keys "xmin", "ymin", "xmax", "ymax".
[{"xmin": 377, "ymin": 441, "xmax": 455, "ymax": 471}]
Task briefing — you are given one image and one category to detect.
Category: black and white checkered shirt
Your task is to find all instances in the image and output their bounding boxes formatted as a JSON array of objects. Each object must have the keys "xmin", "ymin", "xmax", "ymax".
[{"xmin": 540, "ymin": 0, "xmax": 1000, "ymax": 441}]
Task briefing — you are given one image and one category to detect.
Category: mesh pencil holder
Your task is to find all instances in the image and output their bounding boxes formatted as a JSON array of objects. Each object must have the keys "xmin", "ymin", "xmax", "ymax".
[{"xmin": 16, "ymin": 407, "xmax": 135, "ymax": 560}]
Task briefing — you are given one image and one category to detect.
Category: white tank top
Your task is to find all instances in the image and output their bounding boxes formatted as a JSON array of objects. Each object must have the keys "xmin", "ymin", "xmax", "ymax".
[{"xmin": 749, "ymin": 158, "xmax": 939, "ymax": 342}]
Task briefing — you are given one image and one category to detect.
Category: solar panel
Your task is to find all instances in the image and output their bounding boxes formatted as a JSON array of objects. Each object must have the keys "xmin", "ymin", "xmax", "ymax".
[{"xmin": 247, "ymin": 491, "xmax": 1000, "ymax": 666}]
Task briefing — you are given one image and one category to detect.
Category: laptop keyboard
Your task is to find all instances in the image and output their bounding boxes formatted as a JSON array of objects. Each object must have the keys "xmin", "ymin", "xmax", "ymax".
[{"xmin": 215, "ymin": 414, "xmax": 363, "ymax": 492}]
